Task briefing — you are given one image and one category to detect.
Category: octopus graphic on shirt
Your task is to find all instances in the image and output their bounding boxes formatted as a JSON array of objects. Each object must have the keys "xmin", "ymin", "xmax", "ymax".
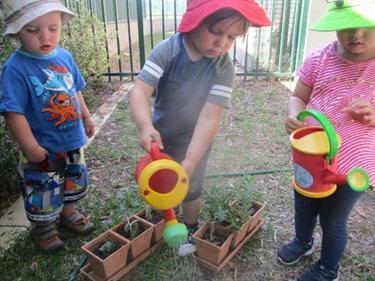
[{"xmin": 29, "ymin": 63, "xmax": 81, "ymax": 127}]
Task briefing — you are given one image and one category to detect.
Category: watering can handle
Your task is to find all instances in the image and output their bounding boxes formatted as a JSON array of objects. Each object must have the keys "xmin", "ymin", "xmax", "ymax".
[
  {"xmin": 150, "ymin": 141, "xmax": 162, "ymax": 160},
  {"xmin": 297, "ymin": 110, "xmax": 339, "ymax": 161}
]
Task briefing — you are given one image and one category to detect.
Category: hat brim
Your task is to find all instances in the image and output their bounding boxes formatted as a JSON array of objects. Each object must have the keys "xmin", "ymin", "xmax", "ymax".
[
  {"xmin": 178, "ymin": 0, "xmax": 272, "ymax": 33},
  {"xmin": 4, "ymin": 2, "xmax": 75, "ymax": 36},
  {"xmin": 310, "ymin": 4, "xmax": 375, "ymax": 31}
]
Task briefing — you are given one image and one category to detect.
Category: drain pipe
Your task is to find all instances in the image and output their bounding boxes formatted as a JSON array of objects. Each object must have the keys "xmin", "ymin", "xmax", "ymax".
[{"xmin": 206, "ymin": 168, "xmax": 293, "ymax": 178}]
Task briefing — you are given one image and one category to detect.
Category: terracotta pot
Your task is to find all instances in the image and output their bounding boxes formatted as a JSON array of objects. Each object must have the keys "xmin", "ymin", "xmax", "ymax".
[
  {"xmin": 112, "ymin": 215, "xmax": 154, "ymax": 261},
  {"xmin": 247, "ymin": 201, "xmax": 266, "ymax": 234},
  {"xmin": 136, "ymin": 209, "xmax": 166, "ymax": 245},
  {"xmin": 230, "ymin": 217, "xmax": 252, "ymax": 250},
  {"xmin": 81, "ymin": 230, "xmax": 130, "ymax": 280},
  {"xmin": 229, "ymin": 199, "xmax": 264, "ymax": 250},
  {"xmin": 193, "ymin": 221, "xmax": 233, "ymax": 266}
]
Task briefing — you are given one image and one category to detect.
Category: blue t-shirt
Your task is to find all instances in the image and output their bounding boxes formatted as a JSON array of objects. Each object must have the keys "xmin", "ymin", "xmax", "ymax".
[
  {"xmin": 0, "ymin": 47, "xmax": 87, "ymax": 153},
  {"xmin": 138, "ymin": 33, "xmax": 235, "ymax": 143}
]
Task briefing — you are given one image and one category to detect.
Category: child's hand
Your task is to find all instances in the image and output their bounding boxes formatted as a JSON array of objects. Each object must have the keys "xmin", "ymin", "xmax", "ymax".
[
  {"xmin": 139, "ymin": 125, "xmax": 163, "ymax": 152},
  {"xmin": 285, "ymin": 115, "xmax": 304, "ymax": 135},
  {"xmin": 83, "ymin": 117, "xmax": 95, "ymax": 138},
  {"xmin": 26, "ymin": 146, "xmax": 48, "ymax": 163},
  {"xmin": 342, "ymin": 98, "xmax": 375, "ymax": 126}
]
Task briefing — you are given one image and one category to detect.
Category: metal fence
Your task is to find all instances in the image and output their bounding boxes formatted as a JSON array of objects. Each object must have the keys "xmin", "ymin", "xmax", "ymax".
[{"xmin": 65, "ymin": 0, "xmax": 310, "ymax": 79}]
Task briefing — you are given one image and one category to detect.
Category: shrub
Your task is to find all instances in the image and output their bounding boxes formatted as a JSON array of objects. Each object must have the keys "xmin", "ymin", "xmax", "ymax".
[
  {"xmin": 60, "ymin": 0, "xmax": 111, "ymax": 83},
  {"xmin": 0, "ymin": 19, "xmax": 15, "ymax": 67},
  {"xmin": 0, "ymin": 19, "xmax": 19, "ymax": 202},
  {"xmin": 0, "ymin": 118, "xmax": 19, "ymax": 206},
  {"xmin": 201, "ymin": 176, "xmax": 262, "ymax": 232}
]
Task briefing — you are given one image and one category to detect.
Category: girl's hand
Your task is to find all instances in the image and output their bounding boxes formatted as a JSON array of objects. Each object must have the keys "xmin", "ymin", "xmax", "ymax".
[
  {"xmin": 342, "ymin": 98, "xmax": 375, "ymax": 126},
  {"xmin": 285, "ymin": 115, "xmax": 304, "ymax": 135}
]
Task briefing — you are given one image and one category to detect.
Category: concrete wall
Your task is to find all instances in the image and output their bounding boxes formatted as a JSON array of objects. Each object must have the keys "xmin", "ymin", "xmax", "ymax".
[
  {"xmin": 105, "ymin": 19, "xmax": 177, "ymax": 58},
  {"xmin": 304, "ymin": 0, "xmax": 336, "ymax": 56},
  {"xmin": 231, "ymin": 1, "xmax": 338, "ymax": 74}
]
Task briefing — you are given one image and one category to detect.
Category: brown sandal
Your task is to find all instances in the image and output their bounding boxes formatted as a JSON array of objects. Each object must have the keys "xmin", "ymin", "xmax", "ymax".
[
  {"xmin": 60, "ymin": 212, "xmax": 95, "ymax": 235},
  {"xmin": 31, "ymin": 222, "xmax": 64, "ymax": 253}
]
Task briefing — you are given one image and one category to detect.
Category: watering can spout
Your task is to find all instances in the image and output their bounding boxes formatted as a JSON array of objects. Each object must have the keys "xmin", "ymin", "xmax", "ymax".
[
  {"xmin": 322, "ymin": 168, "xmax": 370, "ymax": 192},
  {"xmin": 321, "ymin": 170, "xmax": 347, "ymax": 186}
]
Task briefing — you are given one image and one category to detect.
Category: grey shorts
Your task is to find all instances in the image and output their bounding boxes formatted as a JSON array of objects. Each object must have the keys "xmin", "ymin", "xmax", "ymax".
[{"xmin": 162, "ymin": 140, "xmax": 211, "ymax": 202}]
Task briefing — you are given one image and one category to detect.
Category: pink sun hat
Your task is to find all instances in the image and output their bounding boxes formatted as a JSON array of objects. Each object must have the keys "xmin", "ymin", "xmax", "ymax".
[{"xmin": 178, "ymin": 0, "xmax": 272, "ymax": 33}]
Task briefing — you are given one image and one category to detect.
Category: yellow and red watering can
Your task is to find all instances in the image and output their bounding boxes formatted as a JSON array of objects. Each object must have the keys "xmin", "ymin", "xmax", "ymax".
[
  {"xmin": 290, "ymin": 109, "xmax": 369, "ymax": 198},
  {"xmin": 134, "ymin": 141, "xmax": 188, "ymax": 247}
]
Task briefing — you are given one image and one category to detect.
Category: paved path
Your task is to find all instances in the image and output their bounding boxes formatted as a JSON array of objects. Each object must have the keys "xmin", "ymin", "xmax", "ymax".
[{"xmin": 0, "ymin": 83, "xmax": 132, "ymax": 250}]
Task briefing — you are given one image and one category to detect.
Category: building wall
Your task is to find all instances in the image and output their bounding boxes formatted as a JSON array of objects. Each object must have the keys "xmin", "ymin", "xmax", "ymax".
[
  {"xmin": 304, "ymin": 1, "xmax": 336, "ymax": 58},
  {"xmin": 105, "ymin": 19, "xmax": 177, "ymax": 57}
]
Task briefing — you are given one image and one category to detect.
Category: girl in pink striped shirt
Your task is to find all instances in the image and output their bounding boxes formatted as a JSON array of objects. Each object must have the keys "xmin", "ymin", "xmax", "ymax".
[{"xmin": 277, "ymin": 1, "xmax": 375, "ymax": 281}]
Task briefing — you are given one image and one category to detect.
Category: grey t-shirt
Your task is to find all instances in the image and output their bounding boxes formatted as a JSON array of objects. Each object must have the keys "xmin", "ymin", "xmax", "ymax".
[{"xmin": 138, "ymin": 33, "xmax": 235, "ymax": 143}]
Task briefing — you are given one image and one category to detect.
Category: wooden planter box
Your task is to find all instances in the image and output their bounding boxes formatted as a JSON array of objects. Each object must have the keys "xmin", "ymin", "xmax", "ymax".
[
  {"xmin": 192, "ymin": 221, "xmax": 233, "ymax": 266},
  {"xmin": 112, "ymin": 215, "xmax": 154, "ymax": 262},
  {"xmin": 81, "ymin": 230, "xmax": 130, "ymax": 280}
]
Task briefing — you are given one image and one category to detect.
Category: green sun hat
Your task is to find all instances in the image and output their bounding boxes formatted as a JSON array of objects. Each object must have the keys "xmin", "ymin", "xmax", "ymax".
[{"xmin": 310, "ymin": 0, "xmax": 375, "ymax": 32}]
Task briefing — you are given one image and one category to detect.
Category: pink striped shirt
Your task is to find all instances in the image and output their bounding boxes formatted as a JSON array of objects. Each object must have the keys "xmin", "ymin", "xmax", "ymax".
[{"xmin": 298, "ymin": 41, "xmax": 375, "ymax": 187}]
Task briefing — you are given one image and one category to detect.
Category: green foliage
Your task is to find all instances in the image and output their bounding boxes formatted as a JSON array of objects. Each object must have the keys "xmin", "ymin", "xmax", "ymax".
[
  {"xmin": 0, "ymin": 119, "xmax": 19, "ymax": 199},
  {"xmin": 226, "ymin": 176, "xmax": 255, "ymax": 230},
  {"xmin": 201, "ymin": 176, "xmax": 258, "ymax": 232},
  {"xmin": 0, "ymin": 18, "xmax": 15, "ymax": 67},
  {"xmin": 60, "ymin": 0, "xmax": 111, "ymax": 82},
  {"xmin": 98, "ymin": 240, "xmax": 116, "ymax": 258},
  {"xmin": 124, "ymin": 218, "xmax": 141, "ymax": 240},
  {"xmin": 0, "ymin": 16, "xmax": 20, "ymax": 204},
  {"xmin": 201, "ymin": 181, "xmax": 232, "ymax": 224}
]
